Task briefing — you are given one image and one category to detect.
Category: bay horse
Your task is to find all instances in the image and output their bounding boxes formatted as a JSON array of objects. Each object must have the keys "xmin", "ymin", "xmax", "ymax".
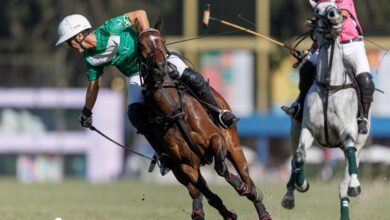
[
  {"xmin": 136, "ymin": 24, "xmax": 271, "ymax": 220},
  {"xmin": 281, "ymin": 1, "xmax": 370, "ymax": 219}
]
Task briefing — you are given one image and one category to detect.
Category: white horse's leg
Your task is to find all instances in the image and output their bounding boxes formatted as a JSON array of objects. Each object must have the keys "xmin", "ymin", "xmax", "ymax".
[
  {"xmin": 341, "ymin": 134, "xmax": 361, "ymax": 197},
  {"xmin": 339, "ymin": 132, "xmax": 366, "ymax": 220},
  {"xmin": 339, "ymin": 157, "xmax": 351, "ymax": 220},
  {"xmin": 294, "ymin": 127, "xmax": 314, "ymax": 192}
]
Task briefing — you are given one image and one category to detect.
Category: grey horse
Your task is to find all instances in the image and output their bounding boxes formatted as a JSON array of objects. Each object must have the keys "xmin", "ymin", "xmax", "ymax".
[{"xmin": 281, "ymin": 1, "xmax": 370, "ymax": 220}]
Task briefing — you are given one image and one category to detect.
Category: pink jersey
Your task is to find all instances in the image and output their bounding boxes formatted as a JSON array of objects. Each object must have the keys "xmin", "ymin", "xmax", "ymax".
[{"xmin": 336, "ymin": 0, "xmax": 363, "ymax": 41}]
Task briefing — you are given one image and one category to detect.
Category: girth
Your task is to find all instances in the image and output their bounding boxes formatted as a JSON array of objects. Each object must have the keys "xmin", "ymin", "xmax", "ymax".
[{"xmin": 315, "ymin": 81, "xmax": 356, "ymax": 93}]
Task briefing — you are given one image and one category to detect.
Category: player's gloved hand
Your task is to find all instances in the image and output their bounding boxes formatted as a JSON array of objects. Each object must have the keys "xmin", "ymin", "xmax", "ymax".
[
  {"xmin": 79, "ymin": 106, "xmax": 93, "ymax": 128},
  {"xmin": 292, "ymin": 49, "xmax": 310, "ymax": 68}
]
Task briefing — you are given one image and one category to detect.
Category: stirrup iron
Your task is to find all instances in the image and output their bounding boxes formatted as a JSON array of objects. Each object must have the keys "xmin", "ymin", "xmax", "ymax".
[{"xmin": 218, "ymin": 109, "xmax": 237, "ymax": 129}]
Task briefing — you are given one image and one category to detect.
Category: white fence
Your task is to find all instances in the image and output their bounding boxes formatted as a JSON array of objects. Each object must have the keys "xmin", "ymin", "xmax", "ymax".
[{"xmin": 0, "ymin": 88, "xmax": 124, "ymax": 183}]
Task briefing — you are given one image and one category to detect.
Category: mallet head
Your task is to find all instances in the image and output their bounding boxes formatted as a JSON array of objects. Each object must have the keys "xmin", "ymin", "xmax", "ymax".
[{"xmin": 202, "ymin": 4, "xmax": 211, "ymax": 29}]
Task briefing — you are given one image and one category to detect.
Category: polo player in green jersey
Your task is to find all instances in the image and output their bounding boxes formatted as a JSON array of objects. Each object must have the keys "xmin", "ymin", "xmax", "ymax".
[{"xmin": 56, "ymin": 10, "xmax": 239, "ymax": 175}]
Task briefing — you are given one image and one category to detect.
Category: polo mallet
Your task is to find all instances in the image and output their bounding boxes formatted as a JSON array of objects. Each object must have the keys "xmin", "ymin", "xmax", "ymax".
[
  {"xmin": 202, "ymin": 4, "xmax": 308, "ymax": 66},
  {"xmin": 89, "ymin": 125, "xmax": 159, "ymax": 172},
  {"xmin": 89, "ymin": 125, "xmax": 153, "ymax": 161}
]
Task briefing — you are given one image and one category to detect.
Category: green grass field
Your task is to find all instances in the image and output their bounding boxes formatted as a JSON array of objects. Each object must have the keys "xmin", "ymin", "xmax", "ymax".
[{"xmin": 0, "ymin": 178, "xmax": 389, "ymax": 220}]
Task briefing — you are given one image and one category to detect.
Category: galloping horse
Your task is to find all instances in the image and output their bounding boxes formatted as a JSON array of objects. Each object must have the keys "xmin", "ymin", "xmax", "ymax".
[
  {"xmin": 281, "ymin": 1, "xmax": 370, "ymax": 219},
  {"xmin": 137, "ymin": 24, "xmax": 271, "ymax": 220}
]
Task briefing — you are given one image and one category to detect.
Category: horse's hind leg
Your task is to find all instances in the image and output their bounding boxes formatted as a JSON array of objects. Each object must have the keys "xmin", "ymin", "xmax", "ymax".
[
  {"xmin": 293, "ymin": 127, "xmax": 314, "ymax": 192},
  {"xmin": 226, "ymin": 143, "xmax": 272, "ymax": 220},
  {"xmin": 281, "ymin": 158, "xmax": 298, "ymax": 209},
  {"xmin": 171, "ymin": 166, "xmax": 205, "ymax": 220},
  {"xmin": 211, "ymin": 135, "xmax": 271, "ymax": 220},
  {"xmin": 282, "ymin": 119, "xmax": 302, "ymax": 209}
]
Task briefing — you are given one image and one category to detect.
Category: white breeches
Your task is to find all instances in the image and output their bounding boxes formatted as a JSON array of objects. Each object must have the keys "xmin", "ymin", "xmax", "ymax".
[
  {"xmin": 127, "ymin": 54, "xmax": 189, "ymax": 105},
  {"xmin": 339, "ymin": 40, "xmax": 371, "ymax": 75},
  {"xmin": 309, "ymin": 40, "xmax": 370, "ymax": 75}
]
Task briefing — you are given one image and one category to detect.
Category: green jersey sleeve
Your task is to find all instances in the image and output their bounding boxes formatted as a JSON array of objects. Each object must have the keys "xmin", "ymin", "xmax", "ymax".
[
  {"xmin": 86, "ymin": 62, "xmax": 104, "ymax": 81},
  {"xmin": 102, "ymin": 14, "xmax": 133, "ymax": 35}
]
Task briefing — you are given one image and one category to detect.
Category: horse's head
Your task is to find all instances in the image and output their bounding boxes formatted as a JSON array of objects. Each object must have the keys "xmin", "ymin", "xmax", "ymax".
[
  {"xmin": 311, "ymin": 0, "xmax": 343, "ymax": 39},
  {"xmin": 137, "ymin": 26, "xmax": 168, "ymax": 88}
]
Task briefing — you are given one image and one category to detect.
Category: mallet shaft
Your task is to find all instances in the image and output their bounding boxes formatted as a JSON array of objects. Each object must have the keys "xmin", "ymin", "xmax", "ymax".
[{"xmin": 220, "ymin": 20, "xmax": 285, "ymax": 47}]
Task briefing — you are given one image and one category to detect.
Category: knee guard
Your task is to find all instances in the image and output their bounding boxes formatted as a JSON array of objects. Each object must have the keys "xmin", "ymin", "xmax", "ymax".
[
  {"xmin": 356, "ymin": 72, "xmax": 375, "ymax": 103},
  {"xmin": 127, "ymin": 103, "xmax": 148, "ymax": 134}
]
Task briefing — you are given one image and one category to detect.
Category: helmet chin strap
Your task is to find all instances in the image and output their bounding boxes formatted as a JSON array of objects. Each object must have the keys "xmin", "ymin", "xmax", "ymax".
[{"xmin": 75, "ymin": 31, "xmax": 91, "ymax": 50}]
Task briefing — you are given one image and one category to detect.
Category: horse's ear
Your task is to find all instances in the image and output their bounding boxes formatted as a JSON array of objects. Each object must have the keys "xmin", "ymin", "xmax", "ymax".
[
  {"xmin": 309, "ymin": 0, "xmax": 317, "ymax": 8},
  {"xmin": 154, "ymin": 16, "xmax": 163, "ymax": 32}
]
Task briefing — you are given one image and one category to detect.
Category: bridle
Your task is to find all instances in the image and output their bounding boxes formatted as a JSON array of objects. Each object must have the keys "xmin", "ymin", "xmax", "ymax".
[
  {"xmin": 137, "ymin": 28, "xmax": 210, "ymax": 164},
  {"xmin": 137, "ymin": 29, "xmax": 167, "ymax": 67},
  {"xmin": 314, "ymin": 3, "xmax": 343, "ymax": 39},
  {"xmin": 137, "ymin": 28, "xmax": 169, "ymax": 89}
]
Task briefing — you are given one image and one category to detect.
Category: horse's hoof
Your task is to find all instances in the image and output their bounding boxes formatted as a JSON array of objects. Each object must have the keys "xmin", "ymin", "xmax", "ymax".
[
  {"xmin": 260, "ymin": 213, "xmax": 272, "ymax": 220},
  {"xmin": 348, "ymin": 186, "xmax": 361, "ymax": 197},
  {"xmin": 295, "ymin": 180, "xmax": 310, "ymax": 193},
  {"xmin": 225, "ymin": 210, "xmax": 237, "ymax": 220},
  {"xmin": 191, "ymin": 209, "xmax": 205, "ymax": 220},
  {"xmin": 281, "ymin": 191, "xmax": 295, "ymax": 209}
]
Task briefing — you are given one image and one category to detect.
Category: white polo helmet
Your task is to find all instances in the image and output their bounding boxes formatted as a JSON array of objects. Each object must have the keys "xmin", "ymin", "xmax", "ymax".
[{"xmin": 55, "ymin": 14, "xmax": 91, "ymax": 46}]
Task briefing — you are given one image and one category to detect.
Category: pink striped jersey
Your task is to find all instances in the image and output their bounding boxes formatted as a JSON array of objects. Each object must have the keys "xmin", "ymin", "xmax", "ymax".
[{"xmin": 335, "ymin": 0, "xmax": 363, "ymax": 41}]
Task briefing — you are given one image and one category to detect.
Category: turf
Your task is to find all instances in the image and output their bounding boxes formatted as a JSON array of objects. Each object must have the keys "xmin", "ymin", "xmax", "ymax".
[{"xmin": 0, "ymin": 178, "xmax": 389, "ymax": 220}]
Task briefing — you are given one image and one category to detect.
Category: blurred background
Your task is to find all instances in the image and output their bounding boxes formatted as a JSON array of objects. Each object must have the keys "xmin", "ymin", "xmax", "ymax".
[{"xmin": 0, "ymin": 0, "xmax": 390, "ymax": 185}]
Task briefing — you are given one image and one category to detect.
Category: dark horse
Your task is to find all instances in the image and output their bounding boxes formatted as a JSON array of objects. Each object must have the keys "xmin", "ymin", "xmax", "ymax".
[{"xmin": 136, "ymin": 25, "xmax": 272, "ymax": 220}]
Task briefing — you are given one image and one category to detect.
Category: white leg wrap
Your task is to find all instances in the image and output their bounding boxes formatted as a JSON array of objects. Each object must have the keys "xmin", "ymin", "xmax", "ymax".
[{"xmin": 349, "ymin": 173, "xmax": 360, "ymax": 188}]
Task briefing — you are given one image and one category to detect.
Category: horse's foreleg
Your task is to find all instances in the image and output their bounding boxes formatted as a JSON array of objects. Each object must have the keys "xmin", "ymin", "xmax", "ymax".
[
  {"xmin": 339, "ymin": 159, "xmax": 351, "ymax": 220},
  {"xmin": 195, "ymin": 171, "xmax": 237, "ymax": 220},
  {"xmin": 171, "ymin": 166, "xmax": 205, "ymax": 220},
  {"xmin": 282, "ymin": 119, "xmax": 302, "ymax": 210},
  {"xmin": 187, "ymin": 183, "xmax": 205, "ymax": 220},
  {"xmin": 341, "ymin": 134, "xmax": 361, "ymax": 197},
  {"xmin": 339, "ymin": 135, "xmax": 363, "ymax": 220},
  {"xmin": 294, "ymin": 127, "xmax": 314, "ymax": 192}
]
